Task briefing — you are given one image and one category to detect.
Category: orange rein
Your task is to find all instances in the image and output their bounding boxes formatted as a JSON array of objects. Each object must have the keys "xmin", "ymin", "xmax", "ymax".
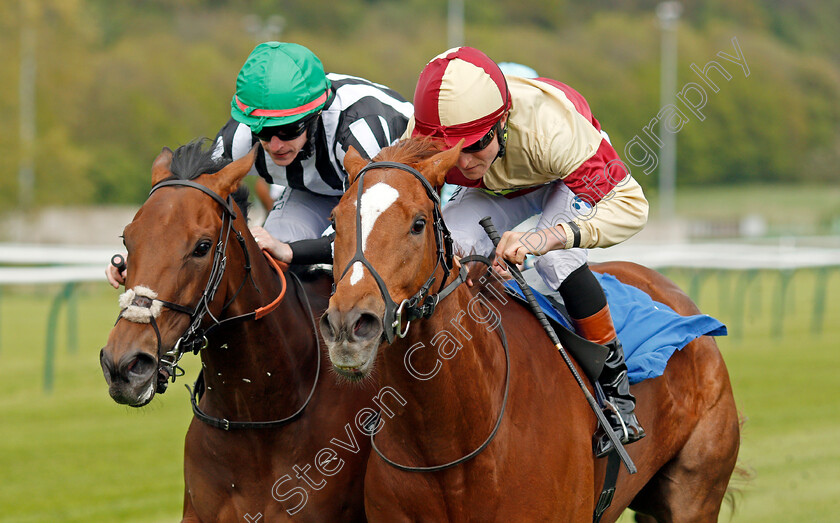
[{"xmin": 254, "ymin": 248, "xmax": 288, "ymax": 320}]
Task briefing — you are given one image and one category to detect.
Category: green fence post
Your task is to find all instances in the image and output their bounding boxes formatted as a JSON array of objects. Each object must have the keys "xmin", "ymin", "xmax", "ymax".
[
  {"xmin": 66, "ymin": 283, "xmax": 78, "ymax": 354},
  {"xmin": 689, "ymin": 270, "xmax": 708, "ymax": 306},
  {"xmin": 44, "ymin": 282, "xmax": 76, "ymax": 392},
  {"xmin": 773, "ymin": 270, "xmax": 795, "ymax": 338},
  {"xmin": 731, "ymin": 269, "xmax": 758, "ymax": 341},
  {"xmin": 811, "ymin": 267, "xmax": 830, "ymax": 336},
  {"xmin": 717, "ymin": 270, "xmax": 731, "ymax": 320}
]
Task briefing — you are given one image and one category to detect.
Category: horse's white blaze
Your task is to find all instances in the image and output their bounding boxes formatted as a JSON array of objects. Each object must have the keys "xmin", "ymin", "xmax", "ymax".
[
  {"xmin": 350, "ymin": 261, "xmax": 364, "ymax": 286},
  {"xmin": 360, "ymin": 182, "xmax": 399, "ymax": 253}
]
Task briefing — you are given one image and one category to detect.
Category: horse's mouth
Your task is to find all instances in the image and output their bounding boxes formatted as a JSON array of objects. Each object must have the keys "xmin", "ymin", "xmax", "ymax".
[
  {"xmin": 132, "ymin": 381, "xmax": 156, "ymax": 407},
  {"xmin": 333, "ymin": 364, "xmax": 369, "ymax": 381},
  {"xmin": 330, "ymin": 348, "xmax": 377, "ymax": 381},
  {"xmin": 108, "ymin": 367, "xmax": 169, "ymax": 407}
]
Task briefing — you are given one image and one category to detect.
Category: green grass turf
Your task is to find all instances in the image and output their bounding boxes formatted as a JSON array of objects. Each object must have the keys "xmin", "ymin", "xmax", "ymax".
[{"xmin": 1, "ymin": 267, "xmax": 838, "ymax": 522}]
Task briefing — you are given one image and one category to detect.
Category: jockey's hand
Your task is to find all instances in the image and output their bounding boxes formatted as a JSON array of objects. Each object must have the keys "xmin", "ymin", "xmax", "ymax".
[
  {"xmin": 495, "ymin": 226, "xmax": 568, "ymax": 265},
  {"xmin": 490, "ymin": 258, "xmax": 515, "ymax": 281},
  {"xmin": 250, "ymin": 226, "xmax": 293, "ymax": 264},
  {"xmin": 106, "ymin": 255, "xmax": 127, "ymax": 289},
  {"xmin": 495, "ymin": 230, "xmax": 533, "ymax": 266}
]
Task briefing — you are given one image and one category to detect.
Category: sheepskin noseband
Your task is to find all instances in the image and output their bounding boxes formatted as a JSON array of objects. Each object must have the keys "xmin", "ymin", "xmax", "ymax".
[{"xmin": 119, "ymin": 286, "xmax": 164, "ymax": 323}]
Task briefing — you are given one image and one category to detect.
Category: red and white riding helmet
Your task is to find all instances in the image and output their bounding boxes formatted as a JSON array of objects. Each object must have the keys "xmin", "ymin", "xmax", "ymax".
[{"xmin": 411, "ymin": 47, "xmax": 511, "ymax": 148}]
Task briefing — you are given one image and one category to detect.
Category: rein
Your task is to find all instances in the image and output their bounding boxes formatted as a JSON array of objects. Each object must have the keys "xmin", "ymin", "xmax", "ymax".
[
  {"xmin": 187, "ymin": 270, "xmax": 321, "ymax": 430},
  {"xmin": 371, "ymin": 254, "xmax": 512, "ymax": 473},
  {"xmin": 338, "ymin": 161, "xmax": 457, "ymax": 342}
]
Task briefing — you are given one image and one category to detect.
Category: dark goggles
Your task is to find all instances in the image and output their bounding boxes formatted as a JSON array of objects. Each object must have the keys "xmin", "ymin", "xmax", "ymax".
[
  {"xmin": 462, "ymin": 121, "xmax": 500, "ymax": 153},
  {"xmin": 253, "ymin": 112, "xmax": 320, "ymax": 142}
]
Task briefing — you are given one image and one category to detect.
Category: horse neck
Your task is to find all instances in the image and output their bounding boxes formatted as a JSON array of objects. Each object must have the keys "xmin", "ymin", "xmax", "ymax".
[
  {"xmin": 197, "ymin": 240, "xmax": 318, "ymax": 419},
  {"xmin": 379, "ymin": 283, "xmax": 507, "ymax": 447}
]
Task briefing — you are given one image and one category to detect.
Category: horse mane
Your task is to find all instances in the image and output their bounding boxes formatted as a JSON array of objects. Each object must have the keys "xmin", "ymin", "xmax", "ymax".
[
  {"xmin": 170, "ymin": 138, "xmax": 227, "ymax": 180},
  {"xmin": 373, "ymin": 136, "xmax": 446, "ymax": 165},
  {"xmin": 167, "ymin": 138, "xmax": 250, "ymax": 221}
]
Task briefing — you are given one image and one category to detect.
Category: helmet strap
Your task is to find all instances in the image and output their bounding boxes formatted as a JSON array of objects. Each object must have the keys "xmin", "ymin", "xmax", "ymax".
[
  {"xmin": 300, "ymin": 114, "xmax": 321, "ymax": 159},
  {"xmin": 495, "ymin": 119, "xmax": 509, "ymax": 160}
]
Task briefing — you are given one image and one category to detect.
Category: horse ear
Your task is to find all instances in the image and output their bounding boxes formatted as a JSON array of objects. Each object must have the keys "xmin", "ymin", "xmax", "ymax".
[
  {"xmin": 208, "ymin": 144, "xmax": 259, "ymax": 198},
  {"xmin": 151, "ymin": 147, "xmax": 174, "ymax": 186},
  {"xmin": 343, "ymin": 146, "xmax": 369, "ymax": 186},
  {"xmin": 416, "ymin": 139, "xmax": 463, "ymax": 189}
]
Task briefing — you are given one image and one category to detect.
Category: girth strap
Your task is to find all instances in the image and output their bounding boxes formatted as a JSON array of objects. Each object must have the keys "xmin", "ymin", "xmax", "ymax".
[{"xmin": 593, "ymin": 451, "xmax": 621, "ymax": 522}]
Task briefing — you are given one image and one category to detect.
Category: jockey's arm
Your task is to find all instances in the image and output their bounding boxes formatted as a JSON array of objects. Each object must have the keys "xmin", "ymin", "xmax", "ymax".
[
  {"xmin": 250, "ymin": 226, "xmax": 334, "ymax": 265},
  {"xmin": 557, "ymin": 175, "xmax": 648, "ymax": 250}
]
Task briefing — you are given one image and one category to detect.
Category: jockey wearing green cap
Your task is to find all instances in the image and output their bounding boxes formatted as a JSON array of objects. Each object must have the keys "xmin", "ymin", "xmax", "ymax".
[
  {"xmin": 107, "ymin": 42, "xmax": 411, "ymax": 288},
  {"xmin": 214, "ymin": 42, "xmax": 413, "ymax": 263}
]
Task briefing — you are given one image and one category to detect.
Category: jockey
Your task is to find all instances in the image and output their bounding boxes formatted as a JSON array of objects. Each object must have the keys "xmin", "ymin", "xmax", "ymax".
[
  {"xmin": 215, "ymin": 41, "xmax": 413, "ymax": 263},
  {"xmin": 107, "ymin": 42, "xmax": 412, "ymax": 287},
  {"xmin": 404, "ymin": 47, "xmax": 648, "ymax": 456}
]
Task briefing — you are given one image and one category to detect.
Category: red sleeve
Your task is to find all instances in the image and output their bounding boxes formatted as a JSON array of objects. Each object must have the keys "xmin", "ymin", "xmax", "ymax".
[
  {"xmin": 537, "ymin": 78, "xmax": 624, "ymax": 205},
  {"xmin": 561, "ymin": 139, "xmax": 629, "ymax": 205},
  {"xmin": 535, "ymin": 78, "xmax": 602, "ymax": 132}
]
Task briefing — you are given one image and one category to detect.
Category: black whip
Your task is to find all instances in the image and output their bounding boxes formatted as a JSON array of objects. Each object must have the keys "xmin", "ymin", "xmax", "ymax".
[{"xmin": 479, "ymin": 216, "xmax": 636, "ymax": 474}]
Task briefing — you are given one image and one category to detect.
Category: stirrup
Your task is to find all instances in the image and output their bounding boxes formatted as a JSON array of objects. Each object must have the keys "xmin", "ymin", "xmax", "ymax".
[
  {"xmin": 593, "ymin": 400, "xmax": 644, "ymax": 458},
  {"xmin": 603, "ymin": 400, "xmax": 629, "ymax": 443}
]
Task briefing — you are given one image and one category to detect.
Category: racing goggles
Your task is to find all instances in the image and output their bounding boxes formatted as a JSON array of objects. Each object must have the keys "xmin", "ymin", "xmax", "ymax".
[
  {"xmin": 253, "ymin": 112, "xmax": 320, "ymax": 142},
  {"xmin": 462, "ymin": 121, "xmax": 501, "ymax": 153}
]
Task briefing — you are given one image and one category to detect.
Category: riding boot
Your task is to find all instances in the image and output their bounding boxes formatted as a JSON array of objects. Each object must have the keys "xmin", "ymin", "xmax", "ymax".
[{"xmin": 572, "ymin": 304, "xmax": 645, "ymax": 458}]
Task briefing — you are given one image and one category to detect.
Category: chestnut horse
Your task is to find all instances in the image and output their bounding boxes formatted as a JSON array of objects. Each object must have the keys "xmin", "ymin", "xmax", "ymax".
[
  {"xmin": 99, "ymin": 141, "xmax": 373, "ymax": 522},
  {"xmin": 319, "ymin": 137, "xmax": 740, "ymax": 522}
]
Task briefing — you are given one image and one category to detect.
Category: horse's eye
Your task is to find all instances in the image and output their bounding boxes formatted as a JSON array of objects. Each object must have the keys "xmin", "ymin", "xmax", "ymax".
[
  {"xmin": 193, "ymin": 240, "xmax": 212, "ymax": 257},
  {"xmin": 411, "ymin": 218, "xmax": 426, "ymax": 235}
]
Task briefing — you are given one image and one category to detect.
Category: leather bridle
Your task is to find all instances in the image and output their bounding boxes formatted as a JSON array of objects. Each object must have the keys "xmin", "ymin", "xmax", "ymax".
[
  {"xmin": 335, "ymin": 161, "xmax": 510, "ymax": 472},
  {"xmin": 116, "ymin": 179, "xmax": 288, "ymax": 395},
  {"xmin": 337, "ymin": 161, "xmax": 461, "ymax": 343}
]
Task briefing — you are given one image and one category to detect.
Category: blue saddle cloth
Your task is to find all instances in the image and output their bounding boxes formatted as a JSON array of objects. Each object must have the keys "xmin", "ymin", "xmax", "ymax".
[{"xmin": 503, "ymin": 272, "xmax": 727, "ymax": 384}]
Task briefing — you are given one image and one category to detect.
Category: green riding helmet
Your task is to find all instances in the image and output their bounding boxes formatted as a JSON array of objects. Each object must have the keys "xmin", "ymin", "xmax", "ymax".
[{"xmin": 231, "ymin": 41, "xmax": 332, "ymax": 133}]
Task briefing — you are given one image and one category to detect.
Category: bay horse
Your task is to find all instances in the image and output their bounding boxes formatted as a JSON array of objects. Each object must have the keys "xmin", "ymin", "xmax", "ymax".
[
  {"xmin": 99, "ymin": 140, "xmax": 373, "ymax": 522},
  {"xmin": 319, "ymin": 137, "xmax": 740, "ymax": 522}
]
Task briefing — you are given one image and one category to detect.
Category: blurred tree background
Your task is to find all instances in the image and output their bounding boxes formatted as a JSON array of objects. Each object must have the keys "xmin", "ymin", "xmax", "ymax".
[{"xmin": 1, "ymin": 0, "xmax": 838, "ymax": 207}]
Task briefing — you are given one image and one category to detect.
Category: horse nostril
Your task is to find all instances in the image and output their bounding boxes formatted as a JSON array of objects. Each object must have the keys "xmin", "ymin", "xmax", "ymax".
[
  {"xmin": 100, "ymin": 348, "xmax": 116, "ymax": 384},
  {"xmin": 124, "ymin": 352, "xmax": 157, "ymax": 380},
  {"xmin": 352, "ymin": 312, "xmax": 381, "ymax": 341},
  {"xmin": 319, "ymin": 312, "xmax": 337, "ymax": 342}
]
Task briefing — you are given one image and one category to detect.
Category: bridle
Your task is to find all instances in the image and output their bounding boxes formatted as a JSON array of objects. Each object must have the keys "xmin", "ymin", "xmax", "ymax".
[
  {"xmin": 336, "ymin": 161, "xmax": 511, "ymax": 472},
  {"xmin": 116, "ymin": 178, "xmax": 321, "ymax": 430},
  {"xmin": 115, "ymin": 179, "xmax": 308, "ymax": 418},
  {"xmin": 337, "ymin": 161, "xmax": 462, "ymax": 343}
]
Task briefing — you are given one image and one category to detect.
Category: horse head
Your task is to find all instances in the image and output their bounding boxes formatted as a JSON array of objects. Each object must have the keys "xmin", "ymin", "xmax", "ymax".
[
  {"xmin": 319, "ymin": 137, "xmax": 462, "ymax": 381},
  {"xmin": 100, "ymin": 140, "xmax": 258, "ymax": 406}
]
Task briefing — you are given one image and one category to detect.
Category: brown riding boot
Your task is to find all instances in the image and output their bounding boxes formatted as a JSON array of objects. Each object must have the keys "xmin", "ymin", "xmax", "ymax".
[{"xmin": 573, "ymin": 304, "xmax": 645, "ymax": 458}]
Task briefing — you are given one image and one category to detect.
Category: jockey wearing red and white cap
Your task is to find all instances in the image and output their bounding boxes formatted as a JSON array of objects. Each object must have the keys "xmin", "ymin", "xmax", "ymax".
[{"xmin": 405, "ymin": 47, "xmax": 648, "ymax": 456}]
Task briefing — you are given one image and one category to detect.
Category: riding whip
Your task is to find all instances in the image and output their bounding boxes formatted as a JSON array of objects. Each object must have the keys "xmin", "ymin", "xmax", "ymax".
[{"xmin": 479, "ymin": 216, "xmax": 636, "ymax": 475}]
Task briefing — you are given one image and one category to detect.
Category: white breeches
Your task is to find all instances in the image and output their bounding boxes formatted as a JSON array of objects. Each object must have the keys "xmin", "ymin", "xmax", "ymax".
[
  {"xmin": 263, "ymin": 187, "xmax": 341, "ymax": 243},
  {"xmin": 442, "ymin": 181, "xmax": 588, "ymax": 290}
]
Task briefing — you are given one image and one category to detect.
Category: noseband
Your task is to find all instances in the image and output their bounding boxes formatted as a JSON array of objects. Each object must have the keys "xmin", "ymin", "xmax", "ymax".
[
  {"xmin": 337, "ymin": 161, "xmax": 462, "ymax": 342},
  {"xmin": 117, "ymin": 179, "xmax": 286, "ymax": 393}
]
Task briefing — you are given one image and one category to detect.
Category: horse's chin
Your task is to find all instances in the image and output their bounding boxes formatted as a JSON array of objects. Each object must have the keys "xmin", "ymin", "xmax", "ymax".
[
  {"xmin": 328, "ymin": 341, "xmax": 378, "ymax": 382},
  {"xmin": 109, "ymin": 379, "xmax": 156, "ymax": 407}
]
